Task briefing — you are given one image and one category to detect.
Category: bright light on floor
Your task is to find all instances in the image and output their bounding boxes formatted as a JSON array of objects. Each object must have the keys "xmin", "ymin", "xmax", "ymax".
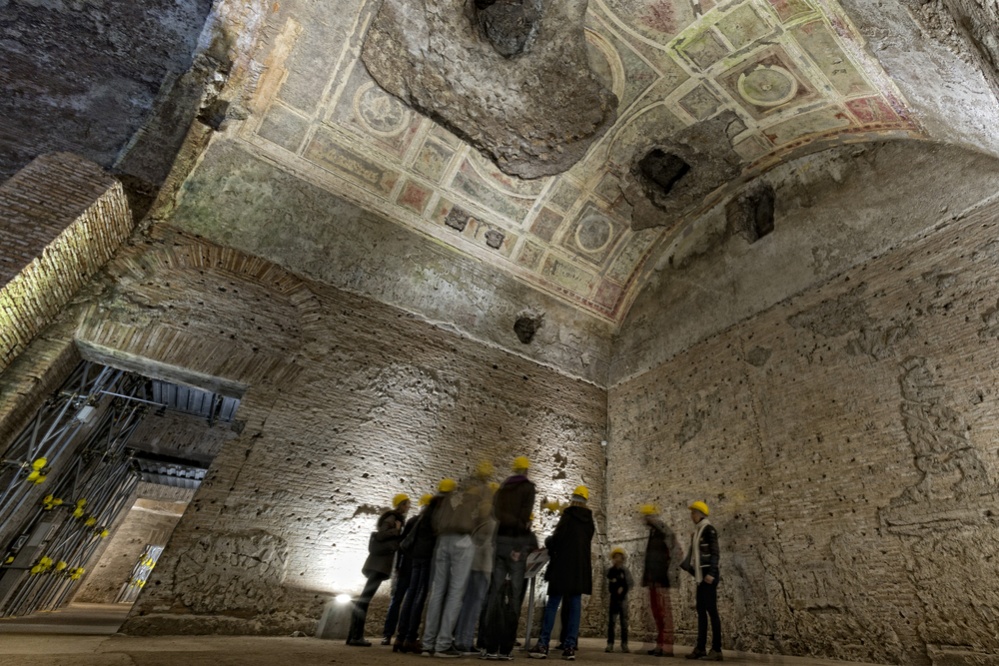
[{"xmin": 335, "ymin": 594, "xmax": 352, "ymax": 605}]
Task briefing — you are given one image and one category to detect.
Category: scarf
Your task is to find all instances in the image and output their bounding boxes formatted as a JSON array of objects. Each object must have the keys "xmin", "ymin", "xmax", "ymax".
[{"xmin": 690, "ymin": 518, "xmax": 711, "ymax": 583}]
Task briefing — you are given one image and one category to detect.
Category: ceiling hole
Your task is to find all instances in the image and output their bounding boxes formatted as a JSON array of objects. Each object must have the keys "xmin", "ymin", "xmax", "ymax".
[{"xmin": 638, "ymin": 149, "xmax": 691, "ymax": 197}]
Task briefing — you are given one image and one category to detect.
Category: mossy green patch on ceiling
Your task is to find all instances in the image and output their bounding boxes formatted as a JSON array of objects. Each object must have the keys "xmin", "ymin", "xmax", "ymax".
[{"xmin": 235, "ymin": 0, "xmax": 920, "ymax": 323}]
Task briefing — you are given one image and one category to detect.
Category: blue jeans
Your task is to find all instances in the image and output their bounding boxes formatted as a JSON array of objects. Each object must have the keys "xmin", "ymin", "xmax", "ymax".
[
  {"xmin": 422, "ymin": 533, "xmax": 475, "ymax": 652},
  {"xmin": 538, "ymin": 593, "xmax": 581, "ymax": 649}
]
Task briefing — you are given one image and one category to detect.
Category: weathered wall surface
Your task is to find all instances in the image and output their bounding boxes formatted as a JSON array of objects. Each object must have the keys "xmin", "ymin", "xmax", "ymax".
[
  {"xmin": 614, "ymin": 141, "xmax": 999, "ymax": 384},
  {"xmin": 75, "ymin": 228, "xmax": 607, "ymax": 635},
  {"xmin": 75, "ymin": 499, "xmax": 187, "ymax": 605},
  {"xmin": 608, "ymin": 197, "xmax": 999, "ymax": 665},
  {"xmin": 0, "ymin": 0, "xmax": 211, "ymax": 181},
  {"xmin": 128, "ymin": 412, "xmax": 236, "ymax": 467},
  {"xmin": 164, "ymin": 139, "xmax": 613, "ymax": 385}
]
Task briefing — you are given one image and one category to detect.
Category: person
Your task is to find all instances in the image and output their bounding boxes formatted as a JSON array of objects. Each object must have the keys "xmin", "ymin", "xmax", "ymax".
[
  {"xmin": 454, "ymin": 465, "xmax": 497, "ymax": 654},
  {"xmin": 421, "ymin": 474, "xmax": 490, "ymax": 658},
  {"xmin": 606, "ymin": 547, "xmax": 633, "ymax": 653},
  {"xmin": 346, "ymin": 493, "xmax": 410, "ymax": 646},
  {"xmin": 482, "ymin": 456, "xmax": 537, "ymax": 660},
  {"xmin": 680, "ymin": 501, "xmax": 722, "ymax": 661},
  {"xmin": 395, "ymin": 488, "xmax": 447, "ymax": 653},
  {"xmin": 641, "ymin": 504, "xmax": 675, "ymax": 657},
  {"xmin": 529, "ymin": 485, "xmax": 595, "ymax": 661},
  {"xmin": 382, "ymin": 493, "xmax": 424, "ymax": 646}
]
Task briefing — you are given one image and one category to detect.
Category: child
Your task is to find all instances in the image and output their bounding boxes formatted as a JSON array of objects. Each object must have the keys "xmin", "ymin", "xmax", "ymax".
[{"xmin": 606, "ymin": 547, "xmax": 633, "ymax": 653}]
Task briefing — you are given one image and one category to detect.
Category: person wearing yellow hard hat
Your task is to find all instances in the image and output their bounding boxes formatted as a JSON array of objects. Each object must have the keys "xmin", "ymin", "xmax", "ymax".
[
  {"xmin": 639, "ymin": 504, "xmax": 675, "ymax": 657},
  {"xmin": 392, "ymin": 488, "xmax": 447, "ymax": 653},
  {"xmin": 680, "ymin": 501, "xmax": 722, "ymax": 661},
  {"xmin": 529, "ymin": 485, "xmax": 595, "ymax": 661},
  {"xmin": 605, "ymin": 546, "xmax": 634, "ymax": 653},
  {"xmin": 382, "ymin": 493, "xmax": 427, "ymax": 646},
  {"xmin": 346, "ymin": 492, "xmax": 411, "ymax": 647},
  {"xmin": 454, "ymin": 462, "xmax": 498, "ymax": 654},
  {"xmin": 482, "ymin": 456, "xmax": 537, "ymax": 659}
]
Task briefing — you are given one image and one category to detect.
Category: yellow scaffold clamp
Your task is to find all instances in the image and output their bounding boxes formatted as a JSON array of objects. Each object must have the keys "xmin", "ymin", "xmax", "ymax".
[
  {"xmin": 84, "ymin": 516, "xmax": 97, "ymax": 527},
  {"xmin": 55, "ymin": 560, "xmax": 68, "ymax": 572},
  {"xmin": 69, "ymin": 567, "xmax": 85, "ymax": 581},
  {"xmin": 42, "ymin": 494, "xmax": 63, "ymax": 510},
  {"xmin": 72, "ymin": 498, "xmax": 87, "ymax": 519},
  {"xmin": 99, "ymin": 529, "xmax": 109, "ymax": 539},
  {"xmin": 30, "ymin": 556, "xmax": 54, "ymax": 575},
  {"xmin": 4, "ymin": 556, "xmax": 14, "ymax": 565},
  {"xmin": 25, "ymin": 458, "xmax": 48, "ymax": 484},
  {"xmin": 143, "ymin": 557, "xmax": 156, "ymax": 568}
]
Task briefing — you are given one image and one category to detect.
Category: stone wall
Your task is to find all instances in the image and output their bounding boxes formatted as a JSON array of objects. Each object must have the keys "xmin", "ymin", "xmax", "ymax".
[
  {"xmin": 607, "ymin": 197, "xmax": 999, "ymax": 665},
  {"xmin": 75, "ymin": 228, "xmax": 608, "ymax": 635}
]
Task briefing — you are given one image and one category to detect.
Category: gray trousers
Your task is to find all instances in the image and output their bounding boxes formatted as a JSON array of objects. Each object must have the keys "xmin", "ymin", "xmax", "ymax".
[{"xmin": 422, "ymin": 533, "xmax": 475, "ymax": 652}]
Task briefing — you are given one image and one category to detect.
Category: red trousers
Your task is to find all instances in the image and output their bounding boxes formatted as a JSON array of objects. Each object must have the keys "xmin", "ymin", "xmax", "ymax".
[{"xmin": 648, "ymin": 584, "xmax": 674, "ymax": 648}]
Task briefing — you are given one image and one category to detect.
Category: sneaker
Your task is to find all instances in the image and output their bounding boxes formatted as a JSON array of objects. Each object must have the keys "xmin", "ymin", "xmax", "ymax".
[
  {"xmin": 497, "ymin": 654, "xmax": 514, "ymax": 661},
  {"xmin": 561, "ymin": 648, "xmax": 575, "ymax": 661},
  {"xmin": 704, "ymin": 650, "xmax": 723, "ymax": 661},
  {"xmin": 685, "ymin": 650, "xmax": 707, "ymax": 660},
  {"xmin": 528, "ymin": 644, "xmax": 549, "ymax": 659},
  {"xmin": 382, "ymin": 637, "xmax": 392, "ymax": 646},
  {"xmin": 605, "ymin": 645, "xmax": 614, "ymax": 653},
  {"xmin": 621, "ymin": 645, "xmax": 630, "ymax": 653},
  {"xmin": 421, "ymin": 648, "xmax": 435, "ymax": 657},
  {"xmin": 481, "ymin": 654, "xmax": 499, "ymax": 661},
  {"xmin": 458, "ymin": 646, "xmax": 480, "ymax": 656},
  {"xmin": 436, "ymin": 647, "xmax": 462, "ymax": 658}
]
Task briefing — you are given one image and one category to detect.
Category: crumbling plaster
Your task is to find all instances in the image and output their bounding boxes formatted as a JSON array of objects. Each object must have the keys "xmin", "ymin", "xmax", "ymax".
[
  {"xmin": 164, "ymin": 140, "xmax": 613, "ymax": 386},
  {"xmin": 613, "ymin": 140, "xmax": 999, "ymax": 385}
]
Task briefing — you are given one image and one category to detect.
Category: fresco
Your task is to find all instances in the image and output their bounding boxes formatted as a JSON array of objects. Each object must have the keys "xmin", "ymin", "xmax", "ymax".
[{"xmin": 241, "ymin": 0, "xmax": 921, "ymax": 322}]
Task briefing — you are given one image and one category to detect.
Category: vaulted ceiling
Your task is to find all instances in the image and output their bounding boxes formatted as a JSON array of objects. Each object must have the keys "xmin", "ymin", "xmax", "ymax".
[{"xmin": 233, "ymin": 0, "xmax": 992, "ymax": 322}]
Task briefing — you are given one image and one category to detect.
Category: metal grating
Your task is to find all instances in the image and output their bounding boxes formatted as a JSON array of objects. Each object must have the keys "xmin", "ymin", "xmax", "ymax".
[{"xmin": 150, "ymin": 381, "xmax": 240, "ymax": 424}]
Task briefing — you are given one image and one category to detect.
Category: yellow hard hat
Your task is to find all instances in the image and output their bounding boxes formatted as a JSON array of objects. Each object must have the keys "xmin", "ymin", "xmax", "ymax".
[
  {"xmin": 639, "ymin": 504, "xmax": 657, "ymax": 515},
  {"xmin": 689, "ymin": 500, "xmax": 710, "ymax": 516},
  {"xmin": 610, "ymin": 547, "xmax": 625, "ymax": 557},
  {"xmin": 529, "ymin": 512, "xmax": 535, "ymax": 521},
  {"xmin": 512, "ymin": 456, "xmax": 530, "ymax": 471},
  {"xmin": 419, "ymin": 493, "xmax": 433, "ymax": 507},
  {"xmin": 572, "ymin": 485, "xmax": 589, "ymax": 501},
  {"xmin": 476, "ymin": 461, "xmax": 495, "ymax": 479},
  {"xmin": 392, "ymin": 493, "xmax": 410, "ymax": 509},
  {"xmin": 438, "ymin": 478, "xmax": 457, "ymax": 493}
]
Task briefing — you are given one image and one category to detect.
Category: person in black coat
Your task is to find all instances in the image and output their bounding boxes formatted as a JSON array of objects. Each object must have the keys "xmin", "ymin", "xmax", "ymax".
[
  {"xmin": 640, "ymin": 504, "xmax": 675, "ymax": 657},
  {"xmin": 346, "ymin": 493, "xmax": 410, "ymax": 646},
  {"xmin": 395, "ymin": 484, "xmax": 450, "ymax": 652},
  {"xmin": 529, "ymin": 485, "xmax": 595, "ymax": 661},
  {"xmin": 680, "ymin": 500, "xmax": 722, "ymax": 661}
]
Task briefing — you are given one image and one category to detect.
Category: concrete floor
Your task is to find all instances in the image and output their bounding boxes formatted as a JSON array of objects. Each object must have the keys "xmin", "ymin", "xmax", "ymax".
[
  {"xmin": 0, "ymin": 634, "xmax": 883, "ymax": 666},
  {"xmin": 0, "ymin": 602, "xmax": 130, "ymax": 635}
]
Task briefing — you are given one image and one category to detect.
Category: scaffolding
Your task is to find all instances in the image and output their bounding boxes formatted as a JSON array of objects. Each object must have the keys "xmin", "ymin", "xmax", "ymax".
[{"xmin": 0, "ymin": 361, "xmax": 144, "ymax": 616}]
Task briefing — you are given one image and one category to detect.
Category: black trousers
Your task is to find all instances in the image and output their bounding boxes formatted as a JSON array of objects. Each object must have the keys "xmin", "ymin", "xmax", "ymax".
[
  {"xmin": 695, "ymin": 581, "xmax": 721, "ymax": 652},
  {"xmin": 383, "ymin": 565, "xmax": 413, "ymax": 639},
  {"xmin": 607, "ymin": 602, "xmax": 628, "ymax": 646},
  {"xmin": 347, "ymin": 572, "xmax": 388, "ymax": 642}
]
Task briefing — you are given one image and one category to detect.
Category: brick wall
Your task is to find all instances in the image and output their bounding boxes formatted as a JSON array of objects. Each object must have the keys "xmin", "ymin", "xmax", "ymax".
[
  {"xmin": 0, "ymin": 152, "xmax": 132, "ymax": 374},
  {"xmin": 74, "ymin": 228, "xmax": 608, "ymax": 635},
  {"xmin": 607, "ymin": 198, "xmax": 999, "ymax": 665}
]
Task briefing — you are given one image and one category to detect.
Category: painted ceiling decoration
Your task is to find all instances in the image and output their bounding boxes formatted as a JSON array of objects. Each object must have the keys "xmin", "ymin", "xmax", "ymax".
[{"xmin": 242, "ymin": 0, "xmax": 921, "ymax": 322}]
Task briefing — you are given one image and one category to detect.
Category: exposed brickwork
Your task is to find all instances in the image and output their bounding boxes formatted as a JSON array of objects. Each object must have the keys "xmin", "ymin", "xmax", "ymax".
[
  {"xmin": 608, "ymin": 199, "xmax": 999, "ymax": 665},
  {"xmin": 73, "ymin": 229, "xmax": 608, "ymax": 635},
  {"xmin": 128, "ymin": 411, "xmax": 238, "ymax": 465},
  {"xmin": 0, "ymin": 153, "xmax": 132, "ymax": 373}
]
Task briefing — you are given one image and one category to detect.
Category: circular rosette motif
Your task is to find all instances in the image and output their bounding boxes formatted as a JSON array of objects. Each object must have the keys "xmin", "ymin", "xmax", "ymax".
[
  {"xmin": 354, "ymin": 82, "xmax": 411, "ymax": 137},
  {"xmin": 737, "ymin": 65, "xmax": 798, "ymax": 107}
]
